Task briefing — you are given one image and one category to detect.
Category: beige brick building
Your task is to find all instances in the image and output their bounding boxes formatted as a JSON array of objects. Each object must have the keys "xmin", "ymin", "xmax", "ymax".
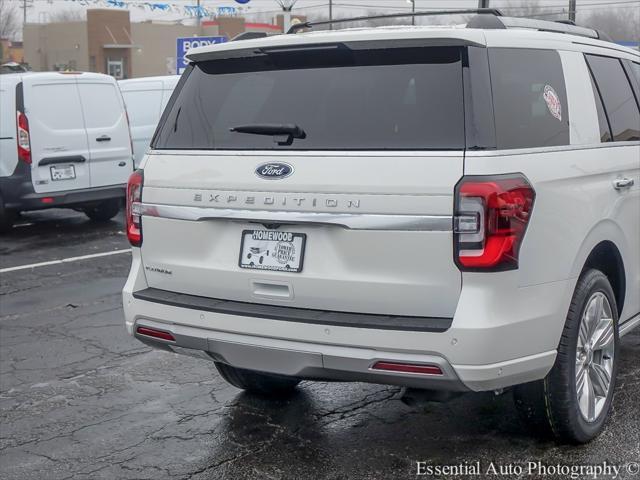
[{"xmin": 23, "ymin": 9, "xmax": 282, "ymax": 78}]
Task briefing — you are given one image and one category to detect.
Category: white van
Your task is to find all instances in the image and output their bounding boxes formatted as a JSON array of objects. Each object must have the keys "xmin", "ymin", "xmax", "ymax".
[
  {"xmin": 118, "ymin": 76, "xmax": 179, "ymax": 167},
  {"xmin": 0, "ymin": 72, "xmax": 134, "ymax": 231}
]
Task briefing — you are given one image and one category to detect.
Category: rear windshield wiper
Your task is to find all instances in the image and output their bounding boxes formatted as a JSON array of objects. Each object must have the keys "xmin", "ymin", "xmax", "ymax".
[{"xmin": 230, "ymin": 123, "xmax": 306, "ymax": 146}]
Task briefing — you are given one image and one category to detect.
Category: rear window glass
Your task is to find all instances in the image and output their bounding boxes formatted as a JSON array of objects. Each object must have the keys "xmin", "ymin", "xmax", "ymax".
[
  {"xmin": 152, "ymin": 46, "xmax": 465, "ymax": 150},
  {"xmin": 489, "ymin": 48, "xmax": 570, "ymax": 150},
  {"xmin": 586, "ymin": 55, "xmax": 640, "ymax": 142},
  {"xmin": 31, "ymin": 83, "xmax": 84, "ymax": 130}
]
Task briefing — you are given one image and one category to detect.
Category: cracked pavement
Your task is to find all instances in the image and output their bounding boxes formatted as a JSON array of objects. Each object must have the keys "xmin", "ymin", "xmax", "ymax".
[{"xmin": 1, "ymin": 209, "xmax": 639, "ymax": 479}]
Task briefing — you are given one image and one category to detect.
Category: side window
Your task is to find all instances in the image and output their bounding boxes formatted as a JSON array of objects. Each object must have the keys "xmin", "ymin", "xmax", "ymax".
[
  {"xmin": 589, "ymin": 74, "xmax": 613, "ymax": 142},
  {"xmin": 488, "ymin": 48, "xmax": 570, "ymax": 149},
  {"xmin": 585, "ymin": 54, "xmax": 640, "ymax": 142},
  {"xmin": 630, "ymin": 62, "xmax": 640, "ymax": 86}
]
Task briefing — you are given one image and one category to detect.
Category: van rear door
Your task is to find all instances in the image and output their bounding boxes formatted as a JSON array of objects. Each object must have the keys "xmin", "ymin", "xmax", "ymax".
[
  {"xmin": 119, "ymin": 80, "xmax": 163, "ymax": 167},
  {"xmin": 77, "ymin": 77, "xmax": 133, "ymax": 188},
  {"xmin": 0, "ymin": 76, "xmax": 18, "ymax": 177},
  {"xmin": 22, "ymin": 74, "xmax": 91, "ymax": 193},
  {"xmin": 140, "ymin": 43, "xmax": 470, "ymax": 318}
]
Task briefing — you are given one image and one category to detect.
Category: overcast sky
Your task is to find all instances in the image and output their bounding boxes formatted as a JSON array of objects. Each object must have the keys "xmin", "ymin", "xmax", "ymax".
[{"xmin": 10, "ymin": 0, "xmax": 640, "ymax": 27}]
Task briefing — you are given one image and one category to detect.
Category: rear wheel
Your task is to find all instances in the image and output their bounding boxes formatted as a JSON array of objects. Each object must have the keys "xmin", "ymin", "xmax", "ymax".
[
  {"xmin": 83, "ymin": 199, "xmax": 121, "ymax": 222},
  {"xmin": 214, "ymin": 362, "xmax": 300, "ymax": 396},
  {"xmin": 513, "ymin": 269, "xmax": 619, "ymax": 443}
]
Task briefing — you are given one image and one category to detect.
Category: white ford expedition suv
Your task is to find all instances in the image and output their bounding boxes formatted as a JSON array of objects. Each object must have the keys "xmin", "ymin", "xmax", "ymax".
[{"xmin": 123, "ymin": 11, "xmax": 640, "ymax": 443}]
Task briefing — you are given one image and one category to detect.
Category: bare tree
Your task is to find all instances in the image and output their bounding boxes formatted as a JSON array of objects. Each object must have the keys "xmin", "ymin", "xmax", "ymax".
[
  {"xmin": 580, "ymin": 8, "xmax": 640, "ymax": 41},
  {"xmin": 49, "ymin": 9, "xmax": 86, "ymax": 23},
  {"xmin": 501, "ymin": 0, "xmax": 565, "ymax": 21},
  {"xmin": 0, "ymin": 0, "xmax": 20, "ymax": 40}
]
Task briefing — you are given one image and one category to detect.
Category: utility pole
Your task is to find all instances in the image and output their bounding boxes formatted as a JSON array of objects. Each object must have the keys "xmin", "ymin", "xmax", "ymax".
[
  {"xmin": 569, "ymin": 0, "xmax": 577, "ymax": 22},
  {"xmin": 478, "ymin": 0, "xmax": 490, "ymax": 8},
  {"xmin": 329, "ymin": 0, "xmax": 333, "ymax": 30},
  {"xmin": 23, "ymin": 0, "xmax": 27, "ymax": 25},
  {"xmin": 407, "ymin": 0, "xmax": 415, "ymax": 25},
  {"xmin": 196, "ymin": 0, "xmax": 201, "ymax": 33}
]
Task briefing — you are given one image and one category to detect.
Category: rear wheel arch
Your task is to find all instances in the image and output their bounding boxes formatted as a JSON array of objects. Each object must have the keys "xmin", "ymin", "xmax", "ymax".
[{"xmin": 580, "ymin": 241, "xmax": 625, "ymax": 317}]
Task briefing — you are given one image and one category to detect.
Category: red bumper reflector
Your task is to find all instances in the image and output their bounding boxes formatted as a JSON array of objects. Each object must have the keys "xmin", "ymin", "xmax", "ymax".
[
  {"xmin": 371, "ymin": 361, "xmax": 443, "ymax": 376},
  {"xmin": 41, "ymin": 197, "xmax": 54, "ymax": 204},
  {"xmin": 136, "ymin": 326, "xmax": 175, "ymax": 342}
]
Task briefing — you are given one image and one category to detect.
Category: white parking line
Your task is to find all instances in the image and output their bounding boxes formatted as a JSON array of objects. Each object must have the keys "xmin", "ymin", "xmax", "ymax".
[{"xmin": 0, "ymin": 249, "xmax": 131, "ymax": 273}]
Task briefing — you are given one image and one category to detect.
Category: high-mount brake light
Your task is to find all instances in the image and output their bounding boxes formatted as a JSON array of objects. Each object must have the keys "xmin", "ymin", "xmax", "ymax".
[
  {"xmin": 126, "ymin": 170, "xmax": 144, "ymax": 247},
  {"xmin": 16, "ymin": 111, "xmax": 31, "ymax": 164},
  {"xmin": 454, "ymin": 174, "xmax": 535, "ymax": 271}
]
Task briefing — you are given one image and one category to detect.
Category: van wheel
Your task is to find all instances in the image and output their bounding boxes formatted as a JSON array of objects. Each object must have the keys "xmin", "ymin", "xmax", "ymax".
[
  {"xmin": 513, "ymin": 269, "xmax": 619, "ymax": 443},
  {"xmin": 214, "ymin": 362, "xmax": 300, "ymax": 396},
  {"xmin": 0, "ymin": 197, "xmax": 16, "ymax": 233},
  {"xmin": 83, "ymin": 199, "xmax": 121, "ymax": 222}
]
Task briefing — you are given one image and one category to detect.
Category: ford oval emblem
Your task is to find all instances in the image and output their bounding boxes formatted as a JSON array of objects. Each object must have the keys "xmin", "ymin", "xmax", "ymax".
[{"xmin": 255, "ymin": 162, "xmax": 294, "ymax": 180}]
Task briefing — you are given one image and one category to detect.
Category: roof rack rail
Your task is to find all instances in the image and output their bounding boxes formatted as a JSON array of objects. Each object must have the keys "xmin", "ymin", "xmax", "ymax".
[
  {"xmin": 287, "ymin": 9, "xmax": 610, "ymax": 41},
  {"xmin": 286, "ymin": 8, "xmax": 503, "ymax": 34},
  {"xmin": 466, "ymin": 14, "xmax": 605, "ymax": 40}
]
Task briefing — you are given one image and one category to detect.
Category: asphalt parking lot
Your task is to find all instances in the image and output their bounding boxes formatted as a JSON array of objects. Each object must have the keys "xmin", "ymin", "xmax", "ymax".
[{"xmin": 0, "ymin": 210, "xmax": 639, "ymax": 480}]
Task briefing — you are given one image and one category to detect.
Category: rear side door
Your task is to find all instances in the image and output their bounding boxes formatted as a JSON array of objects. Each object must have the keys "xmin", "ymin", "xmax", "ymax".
[
  {"xmin": 139, "ymin": 44, "xmax": 470, "ymax": 318},
  {"xmin": 119, "ymin": 80, "xmax": 163, "ymax": 167},
  {"xmin": 77, "ymin": 79, "xmax": 133, "ymax": 188},
  {"xmin": 22, "ymin": 74, "xmax": 91, "ymax": 193},
  {"xmin": 585, "ymin": 54, "xmax": 640, "ymax": 321}
]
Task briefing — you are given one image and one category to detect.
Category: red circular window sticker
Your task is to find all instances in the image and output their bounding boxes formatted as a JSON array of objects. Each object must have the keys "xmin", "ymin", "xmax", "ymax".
[{"xmin": 543, "ymin": 85, "xmax": 562, "ymax": 121}]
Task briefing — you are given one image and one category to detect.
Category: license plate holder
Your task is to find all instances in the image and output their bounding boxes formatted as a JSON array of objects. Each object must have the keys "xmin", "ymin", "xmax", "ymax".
[
  {"xmin": 239, "ymin": 230, "xmax": 306, "ymax": 273},
  {"xmin": 50, "ymin": 165, "xmax": 76, "ymax": 181}
]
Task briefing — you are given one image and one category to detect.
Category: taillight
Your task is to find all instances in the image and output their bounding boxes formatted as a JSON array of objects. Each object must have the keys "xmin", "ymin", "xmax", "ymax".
[
  {"xmin": 454, "ymin": 174, "xmax": 535, "ymax": 271},
  {"xmin": 16, "ymin": 111, "xmax": 31, "ymax": 164},
  {"xmin": 126, "ymin": 170, "xmax": 144, "ymax": 247}
]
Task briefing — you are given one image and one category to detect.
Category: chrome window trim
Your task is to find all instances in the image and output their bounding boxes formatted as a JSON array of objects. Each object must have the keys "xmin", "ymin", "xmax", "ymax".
[
  {"xmin": 466, "ymin": 141, "xmax": 640, "ymax": 157},
  {"xmin": 134, "ymin": 202, "xmax": 453, "ymax": 231}
]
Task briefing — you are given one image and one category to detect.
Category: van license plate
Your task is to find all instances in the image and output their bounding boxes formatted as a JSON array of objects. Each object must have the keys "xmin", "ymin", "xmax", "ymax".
[
  {"xmin": 50, "ymin": 165, "xmax": 76, "ymax": 181},
  {"xmin": 239, "ymin": 230, "xmax": 306, "ymax": 273}
]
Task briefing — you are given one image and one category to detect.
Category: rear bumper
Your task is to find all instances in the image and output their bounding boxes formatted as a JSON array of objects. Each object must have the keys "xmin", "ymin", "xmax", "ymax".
[
  {"xmin": 2, "ymin": 179, "xmax": 125, "ymax": 211},
  {"xmin": 123, "ymin": 252, "xmax": 572, "ymax": 392}
]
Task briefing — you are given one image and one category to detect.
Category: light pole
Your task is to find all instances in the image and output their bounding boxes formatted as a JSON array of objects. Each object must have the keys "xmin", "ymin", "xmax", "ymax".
[
  {"xmin": 276, "ymin": 0, "xmax": 298, "ymax": 33},
  {"xmin": 478, "ymin": 0, "xmax": 490, "ymax": 8}
]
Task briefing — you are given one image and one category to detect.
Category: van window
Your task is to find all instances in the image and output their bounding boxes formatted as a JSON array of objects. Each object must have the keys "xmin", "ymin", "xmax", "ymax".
[
  {"xmin": 488, "ymin": 48, "xmax": 570, "ymax": 149},
  {"xmin": 153, "ymin": 46, "xmax": 465, "ymax": 150},
  {"xmin": 122, "ymin": 89, "xmax": 162, "ymax": 127},
  {"xmin": 586, "ymin": 55, "xmax": 640, "ymax": 142},
  {"xmin": 78, "ymin": 83, "xmax": 123, "ymax": 128},
  {"xmin": 31, "ymin": 83, "xmax": 84, "ymax": 130}
]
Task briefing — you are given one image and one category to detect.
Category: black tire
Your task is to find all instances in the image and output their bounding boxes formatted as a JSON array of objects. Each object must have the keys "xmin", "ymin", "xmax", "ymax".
[
  {"xmin": 513, "ymin": 269, "xmax": 619, "ymax": 443},
  {"xmin": 83, "ymin": 199, "xmax": 121, "ymax": 222},
  {"xmin": 214, "ymin": 362, "xmax": 300, "ymax": 396},
  {"xmin": 0, "ymin": 196, "xmax": 16, "ymax": 233}
]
